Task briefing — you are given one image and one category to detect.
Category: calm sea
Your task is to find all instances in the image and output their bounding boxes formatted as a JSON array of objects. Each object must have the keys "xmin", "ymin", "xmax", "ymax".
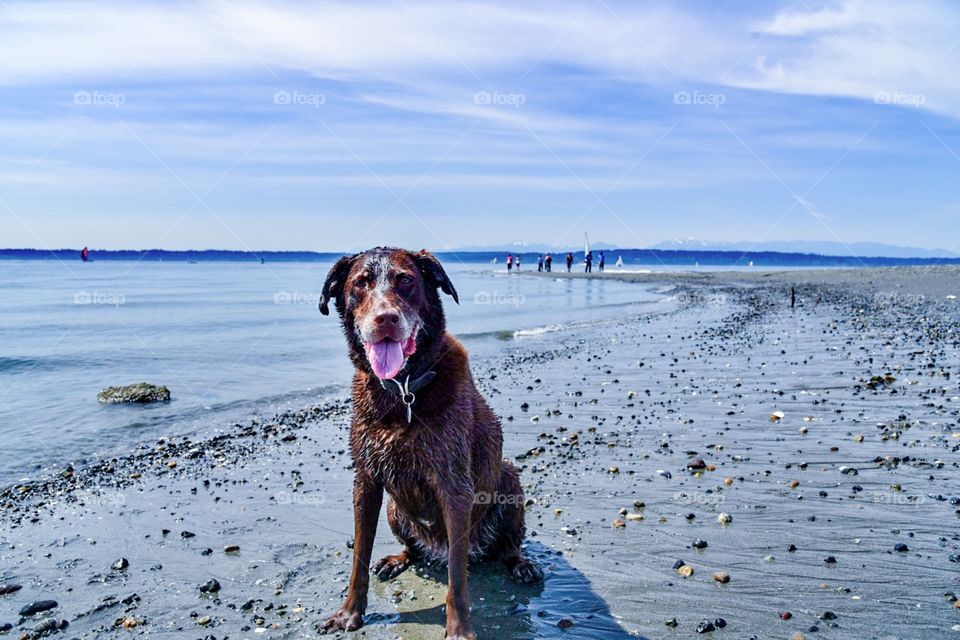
[{"xmin": 0, "ymin": 259, "xmax": 665, "ymax": 481}]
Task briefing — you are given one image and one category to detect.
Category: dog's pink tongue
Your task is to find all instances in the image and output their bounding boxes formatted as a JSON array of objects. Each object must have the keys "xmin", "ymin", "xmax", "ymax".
[{"xmin": 367, "ymin": 339, "xmax": 404, "ymax": 379}]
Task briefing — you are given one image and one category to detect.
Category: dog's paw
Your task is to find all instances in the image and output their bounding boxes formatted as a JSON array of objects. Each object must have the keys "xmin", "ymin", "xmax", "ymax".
[
  {"xmin": 373, "ymin": 553, "xmax": 412, "ymax": 581},
  {"xmin": 317, "ymin": 608, "xmax": 363, "ymax": 634},
  {"xmin": 511, "ymin": 558, "xmax": 544, "ymax": 585},
  {"xmin": 445, "ymin": 626, "xmax": 477, "ymax": 640}
]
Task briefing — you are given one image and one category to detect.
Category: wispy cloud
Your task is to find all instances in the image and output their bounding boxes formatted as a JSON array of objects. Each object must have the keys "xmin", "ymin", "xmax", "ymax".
[{"xmin": 0, "ymin": 1, "xmax": 958, "ymax": 250}]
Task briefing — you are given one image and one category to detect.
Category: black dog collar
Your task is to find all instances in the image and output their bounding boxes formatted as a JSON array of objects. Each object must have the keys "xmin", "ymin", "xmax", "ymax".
[{"xmin": 378, "ymin": 370, "xmax": 436, "ymax": 423}]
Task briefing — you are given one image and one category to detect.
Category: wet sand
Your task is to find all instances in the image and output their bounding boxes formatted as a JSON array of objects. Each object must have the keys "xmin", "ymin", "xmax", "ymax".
[{"xmin": 2, "ymin": 267, "xmax": 959, "ymax": 639}]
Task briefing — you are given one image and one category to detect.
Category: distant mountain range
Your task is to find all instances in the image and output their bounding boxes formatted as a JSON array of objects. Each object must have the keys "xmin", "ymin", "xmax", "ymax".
[
  {"xmin": 647, "ymin": 238, "xmax": 959, "ymax": 259},
  {"xmin": 453, "ymin": 239, "xmax": 958, "ymax": 259}
]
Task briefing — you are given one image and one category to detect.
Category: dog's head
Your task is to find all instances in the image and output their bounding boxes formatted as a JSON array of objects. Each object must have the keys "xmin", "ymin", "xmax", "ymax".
[{"xmin": 319, "ymin": 247, "xmax": 458, "ymax": 380}]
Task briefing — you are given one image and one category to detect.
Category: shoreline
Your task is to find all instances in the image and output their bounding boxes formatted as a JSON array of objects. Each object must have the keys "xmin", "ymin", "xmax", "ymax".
[
  {"xmin": 2, "ymin": 272, "xmax": 959, "ymax": 638},
  {"xmin": 521, "ymin": 264, "xmax": 960, "ymax": 302}
]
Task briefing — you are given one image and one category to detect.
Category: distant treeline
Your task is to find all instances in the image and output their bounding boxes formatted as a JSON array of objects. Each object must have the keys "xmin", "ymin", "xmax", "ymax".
[{"xmin": 3, "ymin": 247, "xmax": 960, "ymax": 267}]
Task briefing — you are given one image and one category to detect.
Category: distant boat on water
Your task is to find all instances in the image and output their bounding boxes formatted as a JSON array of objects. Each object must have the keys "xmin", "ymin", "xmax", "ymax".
[
  {"xmin": 80, "ymin": 246, "xmax": 90, "ymax": 262},
  {"xmin": 615, "ymin": 255, "xmax": 623, "ymax": 267}
]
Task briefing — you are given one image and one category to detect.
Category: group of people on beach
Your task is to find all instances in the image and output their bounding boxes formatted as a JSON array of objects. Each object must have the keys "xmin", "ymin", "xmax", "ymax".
[{"xmin": 505, "ymin": 251, "xmax": 605, "ymax": 273}]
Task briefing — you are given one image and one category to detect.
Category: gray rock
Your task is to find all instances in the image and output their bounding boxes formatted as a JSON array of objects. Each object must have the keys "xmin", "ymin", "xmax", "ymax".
[
  {"xmin": 98, "ymin": 383, "xmax": 171, "ymax": 404},
  {"xmin": 19, "ymin": 600, "xmax": 57, "ymax": 616}
]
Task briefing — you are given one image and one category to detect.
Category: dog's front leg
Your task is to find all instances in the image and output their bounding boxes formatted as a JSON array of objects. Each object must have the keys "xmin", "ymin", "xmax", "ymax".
[
  {"xmin": 442, "ymin": 488, "xmax": 476, "ymax": 640},
  {"xmin": 319, "ymin": 472, "xmax": 383, "ymax": 634}
]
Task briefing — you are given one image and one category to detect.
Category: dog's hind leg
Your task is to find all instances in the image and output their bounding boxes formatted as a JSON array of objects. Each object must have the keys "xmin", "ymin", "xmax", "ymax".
[
  {"xmin": 373, "ymin": 499, "xmax": 420, "ymax": 580},
  {"xmin": 492, "ymin": 462, "xmax": 544, "ymax": 585}
]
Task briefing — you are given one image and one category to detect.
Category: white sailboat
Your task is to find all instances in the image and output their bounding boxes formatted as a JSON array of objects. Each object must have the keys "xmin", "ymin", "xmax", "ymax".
[
  {"xmin": 615, "ymin": 255, "xmax": 623, "ymax": 268},
  {"xmin": 584, "ymin": 232, "xmax": 590, "ymax": 261}
]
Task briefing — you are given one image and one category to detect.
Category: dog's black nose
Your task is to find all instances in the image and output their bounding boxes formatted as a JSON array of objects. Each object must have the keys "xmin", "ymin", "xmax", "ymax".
[{"xmin": 374, "ymin": 311, "xmax": 400, "ymax": 327}]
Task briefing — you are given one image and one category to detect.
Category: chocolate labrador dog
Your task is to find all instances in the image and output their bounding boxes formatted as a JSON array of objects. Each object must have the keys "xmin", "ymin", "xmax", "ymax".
[{"xmin": 317, "ymin": 247, "xmax": 542, "ymax": 639}]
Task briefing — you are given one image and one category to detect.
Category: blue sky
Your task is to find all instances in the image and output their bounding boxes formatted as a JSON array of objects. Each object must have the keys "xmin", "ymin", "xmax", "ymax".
[{"xmin": 1, "ymin": 0, "xmax": 959, "ymax": 252}]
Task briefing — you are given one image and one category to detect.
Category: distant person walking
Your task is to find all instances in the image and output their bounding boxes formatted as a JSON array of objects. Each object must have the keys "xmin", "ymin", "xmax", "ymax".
[
  {"xmin": 598, "ymin": 251, "xmax": 605, "ymax": 272},
  {"xmin": 585, "ymin": 251, "xmax": 593, "ymax": 273},
  {"xmin": 516, "ymin": 255, "xmax": 521, "ymax": 271},
  {"xmin": 506, "ymin": 254, "xmax": 513, "ymax": 272},
  {"xmin": 791, "ymin": 287, "xmax": 796, "ymax": 309},
  {"xmin": 545, "ymin": 254, "xmax": 552, "ymax": 272},
  {"xmin": 565, "ymin": 252, "xmax": 573, "ymax": 272},
  {"xmin": 537, "ymin": 255, "xmax": 544, "ymax": 272}
]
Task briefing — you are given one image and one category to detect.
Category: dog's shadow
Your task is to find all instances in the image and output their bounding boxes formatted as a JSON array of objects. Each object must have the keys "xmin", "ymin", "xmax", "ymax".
[{"xmin": 366, "ymin": 542, "xmax": 643, "ymax": 640}]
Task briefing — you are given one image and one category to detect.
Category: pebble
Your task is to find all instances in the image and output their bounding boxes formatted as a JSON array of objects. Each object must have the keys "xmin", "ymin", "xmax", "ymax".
[
  {"xmin": 692, "ymin": 538, "xmax": 708, "ymax": 549},
  {"xmin": 665, "ymin": 618, "xmax": 678, "ymax": 627},
  {"xmin": 112, "ymin": 557, "xmax": 129, "ymax": 571},
  {"xmin": 717, "ymin": 512, "xmax": 732, "ymax": 524},
  {"xmin": 894, "ymin": 543, "xmax": 909, "ymax": 552},
  {"xmin": 696, "ymin": 619, "xmax": 715, "ymax": 633},
  {"xmin": 779, "ymin": 611, "xmax": 793, "ymax": 620},
  {"xmin": 557, "ymin": 618, "xmax": 574, "ymax": 629},
  {"xmin": 0, "ymin": 584, "xmax": 22, "ymax": 596},
  {"xmin": 197, "ymin": 615, "xmax": 212, "ymax": 626},
  {"xmin": 120, "ymin": 617, "xmax": 141, "ymax": 629},
  {"xmin": 199, "ymin": 578, "xmax": 221, "ymax": 594},
  {"xmin": 612, "ymin": 518, "xmax": 626, "ymax": 528},
  {"xmin": 713, "ymin": 572, "xmax": 730, "ymax": 584},
  {"xmin": 224, "ymin": 544, "xmax": 241, "ymax": 553},
  {"xmin": 677, "ymin": 564, "xmax": 694, "ymax": 578},
  {"xmin": 19, "ymin": 600, "xmax": 57, "ymax": 616}
]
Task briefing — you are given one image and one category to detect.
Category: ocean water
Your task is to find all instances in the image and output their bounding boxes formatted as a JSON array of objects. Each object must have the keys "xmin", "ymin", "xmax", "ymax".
[{"xmin": 0, "ymin": 259, "xmax": 664, "ymax": 481}]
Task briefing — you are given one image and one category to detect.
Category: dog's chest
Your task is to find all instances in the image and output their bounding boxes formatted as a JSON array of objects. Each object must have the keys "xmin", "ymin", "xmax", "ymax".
[{"xmin": 354, "ymin": 425, "xmax": 433, "ymax": 488}]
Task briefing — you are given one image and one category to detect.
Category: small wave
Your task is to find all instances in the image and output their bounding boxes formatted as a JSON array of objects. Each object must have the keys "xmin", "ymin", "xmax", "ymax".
[
  {"xmin": 512, "ymin": 323, "xmax": 570, "ymax": 337},
  {"xmin": 0, "ymin": 356, "xmax": 62, "ymax": 373}
]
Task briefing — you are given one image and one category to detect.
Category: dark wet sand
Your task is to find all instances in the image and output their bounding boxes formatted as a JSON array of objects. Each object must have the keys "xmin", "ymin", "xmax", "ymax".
[{"xmin": 2, "ymin": 267, "xmax": 959, "ymax": 639}]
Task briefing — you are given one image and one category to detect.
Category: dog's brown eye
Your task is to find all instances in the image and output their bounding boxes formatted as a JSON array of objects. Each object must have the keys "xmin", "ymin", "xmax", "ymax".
[
  {"xmin": 397, "ymin": 274, "xmax": 413, "ymax": 286},
  {"xmin": 353, "ymin": 277, "xmax": 368, "ymax": 290}
]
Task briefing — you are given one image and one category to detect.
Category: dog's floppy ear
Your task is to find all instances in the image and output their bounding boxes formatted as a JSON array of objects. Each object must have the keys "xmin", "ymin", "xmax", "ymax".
[
  {"xmin": 319, "ymin": 255, "xmax": 353, "ymax": 316},
  {"xmin": 414, "ymin": 250, "xmax": 459, "ymax": 304}
]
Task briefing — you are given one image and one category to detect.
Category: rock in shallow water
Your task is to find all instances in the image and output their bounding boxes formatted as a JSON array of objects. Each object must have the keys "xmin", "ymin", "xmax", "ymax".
[{"xmin": 98, "ymin": 383, "xmax": 171, "ymax": 404}]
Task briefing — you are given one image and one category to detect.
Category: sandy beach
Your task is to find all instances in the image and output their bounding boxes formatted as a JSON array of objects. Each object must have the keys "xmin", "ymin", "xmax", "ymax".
[{"xmin": 2, "ymin": 266, "xmax": 959, "ymax": 639}]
